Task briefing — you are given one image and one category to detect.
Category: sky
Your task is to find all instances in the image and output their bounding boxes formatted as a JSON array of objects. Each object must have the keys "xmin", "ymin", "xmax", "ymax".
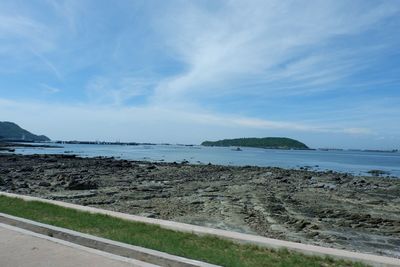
[{"xmin": 0, "ymin": 0, "xmax": 399, "ymax": 149}]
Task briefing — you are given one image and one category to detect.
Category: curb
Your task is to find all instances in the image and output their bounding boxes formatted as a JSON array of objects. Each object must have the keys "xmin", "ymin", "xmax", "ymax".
[
  {"xmin": 0, "ymin": 212, "xmax": 219, "ymax": 267},
  {"xmin": 1, "ymin": 192, "xmax": 399, "ymax": 267}
]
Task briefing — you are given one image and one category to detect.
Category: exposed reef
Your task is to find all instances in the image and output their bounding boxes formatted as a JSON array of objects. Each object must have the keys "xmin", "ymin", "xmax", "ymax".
[{"xmin": 0, "ymin": 154, "xmax": 399, "ymax": 258}]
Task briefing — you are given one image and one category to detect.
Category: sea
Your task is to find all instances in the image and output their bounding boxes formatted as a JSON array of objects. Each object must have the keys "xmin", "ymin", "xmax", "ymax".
[{"xmin": 10, "ymin": 143, "xmax": 400, "ymax": 177}]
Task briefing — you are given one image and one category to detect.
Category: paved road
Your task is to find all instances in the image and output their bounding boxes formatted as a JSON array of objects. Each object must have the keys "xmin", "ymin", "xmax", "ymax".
[{"xmin": 0, "ymin": 223, "xmax": 158, "ymax": 267}]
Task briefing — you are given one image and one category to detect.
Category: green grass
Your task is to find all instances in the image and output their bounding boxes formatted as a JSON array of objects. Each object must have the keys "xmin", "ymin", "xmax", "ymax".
[{"xmin": 0, "ymin": 195, "xmax": 367, "ymax": 267}]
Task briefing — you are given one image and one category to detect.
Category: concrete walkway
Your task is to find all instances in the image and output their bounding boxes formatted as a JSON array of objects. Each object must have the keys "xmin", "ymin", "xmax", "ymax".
[{"xmin": 0, "ymin": 223, "xmax": 159, "ymax": 267}]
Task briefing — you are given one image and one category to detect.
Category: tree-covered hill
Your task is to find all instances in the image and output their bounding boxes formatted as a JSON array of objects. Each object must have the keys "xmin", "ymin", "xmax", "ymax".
[
  {"xmin": 201, "ymin": 137, "xmax": 309, "ymax": 149},
  {"xmin": 0, "ymin": 121, "xmax": 50, "ymax": 142}
]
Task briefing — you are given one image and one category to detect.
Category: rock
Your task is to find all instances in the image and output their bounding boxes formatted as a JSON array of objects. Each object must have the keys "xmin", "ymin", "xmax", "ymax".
[
  {"xmin": 56, "ymin": 174, "xmax": 69, "ymax": 181},
  {"xmin": 307, "ymin": 232, "xmax": 319, "ymax": 238},
  {"xmin": 38, "ymin": 181, "xmax": 51, "ymax": 187},
  {"xmin": 7, "ymin": 156, "xmax": 17, "ymax": 162},
  {"xmin": 295, "ymin": 220, "xmax": 311, "ymax": 230},
  {"xmin": 141, "ymin": 195, "xmax": 155, "ymax": 200},
  {"xmin": 270, "ymin": 204, "xmax": 285, "ymax": 214},
  {"xmin": 19, "ymin": 166, "xmax": 34, "ymax": 172},
  {"xmin": 314, "ymin": 183, "xmax": 336, "ymax": 190},
  {"xmin": 147, "ymin": 165, "xmax": 157, "ymax": 170},
  {"xmin": 140, "ymin": 212, "xmax": 159, "ymax": 218},
  {"xmin": 66, "ymin": 179, "xmax": 98, "ymax": 190},
  {"xmin": 61, "ymin": 154, "xmax": 76, "ymax": 159},
  {"xmin": 113, "ymin": 162, "xmax": 124, "ymax": 167},
  {"xmin": 0, "ymin": 169, "xmax": 10, "ymax": 174},
  {"xmin": 309, "ymin": 224, "xmax": 320, "ymax": 230},
  {"xmin": 137, "ymin": 183, "xmax": 163, "ymax": 191},
  {"xmin": 18, "ymin": 182, "xmax": 29, "ymax": 189},
  {"xmin": 367, "ymin": 170, "xmax": 389, "ymax": 176},
  {"xmin": 332, "ymin": 176, "xmax": 342, "ymax": 182},
  {"xmin": 190, "ymin": 200, "xmax": 204, "ymax": 205}
]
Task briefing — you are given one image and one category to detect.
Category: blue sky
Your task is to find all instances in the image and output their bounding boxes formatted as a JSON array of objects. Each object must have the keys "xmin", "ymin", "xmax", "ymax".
[{"xmin": 0, "ymin": 0, "xmax": 399, "ymax": 149}]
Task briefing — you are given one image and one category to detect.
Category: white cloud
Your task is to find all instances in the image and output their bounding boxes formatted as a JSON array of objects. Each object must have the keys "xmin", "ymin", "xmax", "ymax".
[
  {"xmin": 40, "ymin": 84, "xmax": 61, "ymax": 94},
  {"xmin": 342, "ymin": 128, "xmax": 373, "ymax": 135},
  {"xmin": 46, "ymin": 0, "xmax": 81, "ymax": 32},
  {"xmin": 86, "ymin": 76, "xmax": 155, "ymax": 105},
  {"xmin": 0, "ymin": 98, "xmax": 374, "ymax": 144},
  {"xmin": 150, "ymin": 0, "xmax": 399, "ymax": 102},
  {"xmin": 0, "ymin": 1, "xmax": 398, "ymax": 149},
  {"xmin": 1, "ymin": 0, "xmax": 397, "ymax": 99},
  {"xmin": 31, "ymin": 50, "xmax": 63, "ymax": 80},
  {"xmin": 0, "ymin": 15, "xmax": 53, "ymax": 56}
]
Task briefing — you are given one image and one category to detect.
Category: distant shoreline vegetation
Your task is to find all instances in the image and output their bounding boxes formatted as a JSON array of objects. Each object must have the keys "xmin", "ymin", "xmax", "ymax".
[{"xmin": 201, "ymin": 137, "xmax": 309, "ymax": 150}]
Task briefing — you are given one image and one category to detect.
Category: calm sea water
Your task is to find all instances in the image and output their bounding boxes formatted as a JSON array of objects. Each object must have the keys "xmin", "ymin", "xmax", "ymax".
[{"xmin": 13, "ymin": 143, "xmax": 400, "ymax": 177}]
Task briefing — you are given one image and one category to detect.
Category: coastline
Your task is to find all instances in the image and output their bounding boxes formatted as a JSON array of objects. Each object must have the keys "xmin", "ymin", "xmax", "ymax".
[
  {"xmin": 0, "ymin": 153, "xmax": 399, "ymax": 258},
  {"xmin": 3, "ymin": 141, "xmax": 400, "ymax": 177}
]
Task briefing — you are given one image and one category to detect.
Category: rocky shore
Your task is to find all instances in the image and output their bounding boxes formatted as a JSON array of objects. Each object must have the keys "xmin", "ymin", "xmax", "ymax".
[{"xmin": 0, "ymin": 153, "xmax": 399, "ymax": 258}]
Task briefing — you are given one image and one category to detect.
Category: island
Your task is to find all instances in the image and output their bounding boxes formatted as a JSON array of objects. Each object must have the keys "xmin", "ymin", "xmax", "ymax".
[{"xmin": 201, "ymin": 137, "xmax": 309, "ymax": 149}]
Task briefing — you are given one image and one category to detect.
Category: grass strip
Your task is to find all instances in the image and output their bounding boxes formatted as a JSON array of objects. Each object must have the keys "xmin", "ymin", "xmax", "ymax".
[{"xmin": 0, "ymin": 195, "xmax": 367, "ymax": 267}]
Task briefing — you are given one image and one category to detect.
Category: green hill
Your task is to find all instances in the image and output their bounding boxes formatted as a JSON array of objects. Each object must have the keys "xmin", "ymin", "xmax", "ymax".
[
  {"xmin": 0, "ymin": 121, "xmax": 50, "ymax": 142},
  {"xmin": 201, "ymin": 137, "xmax": 309, "ymax": 150}
]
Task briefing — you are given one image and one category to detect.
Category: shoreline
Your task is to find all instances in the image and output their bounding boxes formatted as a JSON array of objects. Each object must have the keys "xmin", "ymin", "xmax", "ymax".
[
  {"xmin": 0, "ymin": 153, "xmax": 399, "ymax": 258},
  {"xmin": 3, "ymin": 140, "xmax": 400, "ymax": 178},
  {"xmin": 4, "ymin": 141, "xmax": 399, "ymax": 178}
]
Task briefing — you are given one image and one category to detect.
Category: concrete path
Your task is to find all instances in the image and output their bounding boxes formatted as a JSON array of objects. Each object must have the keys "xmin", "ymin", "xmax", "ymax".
[{"xmin": 0, "ymin": 223, "xmax": 159, "ymax": 267}]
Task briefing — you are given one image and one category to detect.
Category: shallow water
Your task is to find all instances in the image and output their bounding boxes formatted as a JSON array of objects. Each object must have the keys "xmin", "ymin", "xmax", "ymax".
[{"xmin": 13, "ymin": 143, "xmax": 400, "ymax": 177}]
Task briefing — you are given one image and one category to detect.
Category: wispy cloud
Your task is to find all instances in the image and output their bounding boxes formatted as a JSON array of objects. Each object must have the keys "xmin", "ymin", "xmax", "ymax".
[
  {"xmin": 46, "ymin": 0, "xmax": 81, "ymax": 33},
  {"xmin": 0, "ymin": 14, "xmax": 53, "ymax": 55},
  {"xmin": 0, "ymin": 97, "xmax": 375, "ymax": 141},
  {"xmin": 86, "ymin": 76, "xmax": 155, "ymax": 105},
  {"xmin": 0, "ymin": 1, "xmax": 399, "ymax": 148},
  {"xmin": 150, "ymin": 1, "xmax": 399, "ymax": 102},
  {"xmin": 31, "ymin": 49, "xmax": 63, "ymax": 80},
  {"xmin": 40, "ymin": 83, "xmax": 61, "ymax": 94}
]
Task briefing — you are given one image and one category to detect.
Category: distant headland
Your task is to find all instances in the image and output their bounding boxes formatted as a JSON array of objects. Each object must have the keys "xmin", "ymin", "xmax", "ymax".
[
  {"xmin": 201, "ymin": 137, "xmax": 309, "ymax": 150},
  {"xmin": 0, "ymin": 121, "xmax": 50, "ymax": 142}
]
